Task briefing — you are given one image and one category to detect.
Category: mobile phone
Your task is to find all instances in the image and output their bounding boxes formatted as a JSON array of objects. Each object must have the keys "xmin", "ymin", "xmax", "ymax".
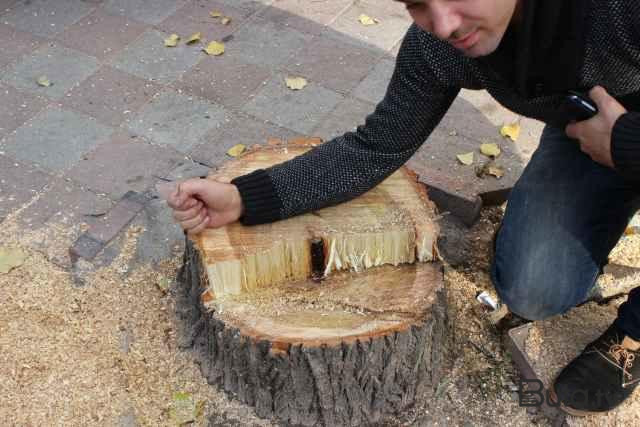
[{"xmin": 566, "ymin": 91, "xmax": 598, "ymax": 121}]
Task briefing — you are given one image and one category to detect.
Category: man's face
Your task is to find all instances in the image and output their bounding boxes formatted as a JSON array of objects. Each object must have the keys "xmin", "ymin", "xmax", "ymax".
[{"xmin": 396, "ymin": 0, "xmax": 520, "ymax": 57}]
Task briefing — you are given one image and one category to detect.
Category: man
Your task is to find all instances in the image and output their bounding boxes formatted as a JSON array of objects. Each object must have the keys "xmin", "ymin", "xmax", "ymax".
[{"xmin": 167, "ymin": 0, "xmax": 640, "ymax": 416}]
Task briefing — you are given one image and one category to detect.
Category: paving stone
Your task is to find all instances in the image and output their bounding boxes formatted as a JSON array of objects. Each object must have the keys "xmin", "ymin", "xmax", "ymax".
[
  {"xmin": 283, "ymin": 35, "xmax": 380, "ymax": 94},
  {"xmin": 258, "ymin": 0, "xmax": 352, "ymax": 36},
  {"xmin": 176, "ymin": 55, "xmax": 272, "ymax": 109},
  {"xmin": 18, "ymin": 178, "xmax": 113, "ymax": 229},
  {"xmin": 0, "ymin": 84, "xmax": 48, "ymax": 138},
  {"xmin": 164, "ymin": 160, "xmax": 212, "ymax": 182},
  {"xmin": 242, "ymin": 74, "xmax": 343, "ymax": 134},
  {"xmin": 0, "ymin": 154, "xmax": 51, "ymax": 222},
  {"xmin": 215, "ymin": 0, "xmax": 272, "ymax": 15},
  {"xmin": 66, "ymin": 131, "xmax": 183, "ymax": 199},
  {"xmin": 2, "ymin": 107, "xmax": 113, "ymax": 172},
  {"xmin": 62, "ymin": 65, "xmax": 161, "ymax": 127},
  {"xmin": 352, "ymin": 57, "xmax": 395, "ymax": 105},
  {"xmin": 109, "ymin": 29, "xmax": 202, "ymax": 84},
  {"xmin": 0, "ymin": 23, "xmax": 44, "ymax": 70},
  {"xmin": 130, "ymin": 198, "xmax": 185, "ymax": 265},
  {"xmin": 103, "ymin": 0, "xmax": 185, "ymax": 25},
  {"xmin": 86, "ymin": 191, "xmax": 147, "ymax": 243},
  {"xmin": 312, "ymin": 97, "xmax": 375, "ymax": 141},
  {"xmin": 55, "ymin": 9, "xmax": 148, "ymax": 60},
  {"xmin": 227, "ymin": 17, "xmax": 313, "ymax": 67},
  {"xmin": 127, "ymin": 89, "xmax": 228, "ymax": 153},
  {"xmin": 189, "ymin": 111, "xmax": 299, "ymax": 168},
  {"xmin": 158, "ymin": 0, "xmax": 252, "ymax": 44},
  {"xmin": 0, "ymin": 43, "xmax": 100, "ymax": 101},
  {"xmin": 69, "ymin": 233, "xmax": 105, "ymax": 263},
  {"xmin": 1, "ymin": 0, "xmax": 96, "ymax": 37},
  {"xmin": 328, "ymin": 0, "xmax": 412, "ymax": 52}
]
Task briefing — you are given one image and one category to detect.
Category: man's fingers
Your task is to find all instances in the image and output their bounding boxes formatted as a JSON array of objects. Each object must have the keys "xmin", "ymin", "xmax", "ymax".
[
  {"xmin": 180, "ymin": 208, "xmax": 208, "ymax": 230},
  {"xmin": 565, "ymin": 121, "xmax": 580, "ymax": 140},
  {"xmin": 173, "ymin": 201, "xmax": 203, "ymax": 221},
  {"xmin": 187, "ymin": 216, "xmax": 210, "ymax": 235}
]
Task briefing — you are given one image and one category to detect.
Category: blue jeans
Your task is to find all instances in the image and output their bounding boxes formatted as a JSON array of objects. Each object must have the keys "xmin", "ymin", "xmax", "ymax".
[{"xmin": 491, "ymin": 126, "xmax": 640, "ymax": 339}]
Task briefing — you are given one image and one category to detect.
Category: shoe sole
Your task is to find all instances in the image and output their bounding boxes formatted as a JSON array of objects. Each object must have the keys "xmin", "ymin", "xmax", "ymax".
[{"xmin": 549, "ymin": 384, "xmax": 603, "ymax": 417}]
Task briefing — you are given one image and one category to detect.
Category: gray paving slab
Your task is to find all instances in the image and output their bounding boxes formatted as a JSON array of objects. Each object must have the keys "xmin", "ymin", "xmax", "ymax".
[
  {"xmin": 0, "ymin": 84, "xmax": 48, "ymax": 138},
  {"xmin": 55, "ymin": 9, "xmax": 148, "ymax": 60},
  {"xmin": 1, "ymin": 0, "xmax": 96, "ymax": 37},
  {"xmin": 109, "ymin": 29, "xmax": 203, "ymax": 84},
  {"xmin": 127, "ymin": 89, "xmax": 228, "ymax": 153},
  {"xmin": 0, "ymin": 23, "xmax": 44, "ymax": 70},
  {"xmin": 226, "ymin": 17, "xmax": 313, "ymax": 67},
  {"xmin": 352, "ymin": 57, "xmax": 395, "ymax": 105},
  {"xmin": 311, "ymin": 97, "xmax": 375, "ymax": 141},
  {"xmin": 164, "ymin": 160, "xmax": 212, "ymax": 182},
  {"xmin": 63, "ymin": 65, "xmax": 161, "ymax": 127},
  {"xmin": 215, "ymin": 0, "xmax": 272, "ymax": 15},
  {"xmin": 241, "ymin": 74, "xmax": 343, "ymax": 134},
  {"xmin": 1, "ymin": 106, "xmax": 113, "ymax": 172},
  {"xmin": 0, "ymin": 154, "xmax": 51, "ymax": 222},
  {"xmin": 177, "ymin": 54, "xmax": 272, "ymax": 110},
  {"xmin": 66, "ymin": 131, "xmax": 183, "ymax": 199},
  {"xmin": 103, "ymin": 0, "xmax": 185, "ymax": 25},
  {"xmin": 130, "ymin": 198, "xmax": 185, "ymax": 265},
  {"xmin": 283, "ymin": 34, "xmax": 380, "ymax": 94},
  {"xmin": 258, "ymin": 0, "xmax": 352, "ymax": 36},
  {"xmin": 189, "ymin": 111, "xmax": 299, "ymax": 168},
  {"xmin": 0, "ymin": 43, "xmax": 100, "ymax": 101}
]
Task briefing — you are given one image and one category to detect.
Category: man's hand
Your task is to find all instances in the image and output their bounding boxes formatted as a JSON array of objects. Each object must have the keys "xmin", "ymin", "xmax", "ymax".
[
  {"xmin": 165, "ymin": 177, "xmax": 244, "ymax": 235},
  {"xmin": 565, "ymin": 86, "xmax": 627, "ymax": 168}
]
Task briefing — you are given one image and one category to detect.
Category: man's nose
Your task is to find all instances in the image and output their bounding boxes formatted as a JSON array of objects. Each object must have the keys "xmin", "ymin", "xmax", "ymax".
[{"xmin": 429, "ymin": 3, "xmax": 461, "ymax": 40}]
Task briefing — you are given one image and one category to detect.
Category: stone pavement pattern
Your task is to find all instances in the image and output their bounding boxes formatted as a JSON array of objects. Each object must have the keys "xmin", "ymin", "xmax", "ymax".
[{"xmin": 0, "ymin": 0, "xmax": 543, "ymax": 270}]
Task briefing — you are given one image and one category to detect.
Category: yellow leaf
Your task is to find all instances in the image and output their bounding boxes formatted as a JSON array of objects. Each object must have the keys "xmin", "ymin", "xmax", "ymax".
[
  {"xmin": 164, "ymin": 33, "xmax": 180, "ymax": 47},
  {"xmin": 456, "ymin": 152, "xmax": 474, "ymax": 166},
  {"xmin": 285, "ymin": 76, "xmax": 308, "ymax": 90},
  {"xmin": 202, "ymin": 41, "xmax": 225, "ymax": 55},
  {"xmin": 186, "ymin": 32, "xmax": 201, "ymax": 44},
  {"xmin": 221, "ymin": 16, "xmax": 231, "ymax": 25},
  {"xmin": 36, "ymin": 76, "xmax": 51, "ymax": 87},
  {"xmin": 0, "ymin": 247, "xmax": 26, "ymax": 274},
  {"xmin": 480, "ymin": 142, "xmax": 501, "ymax": 158},
  {"xmin": 487, "ymin": 165, "xmax": 505, "ymax": 178},
  {"xmin": 500, "ymin": 123, "xmax": 520, "ymax": 141},
  {"xmin": 227, "ymin": 144, "xmax": 246, "ymax": 157},
  {"xmin": 210, "ymin": 10, "xmax": 222, "ymax": 18},
  {"xmin": 358, "ymin": 14, "xmax": 379, "ymax": 26}
]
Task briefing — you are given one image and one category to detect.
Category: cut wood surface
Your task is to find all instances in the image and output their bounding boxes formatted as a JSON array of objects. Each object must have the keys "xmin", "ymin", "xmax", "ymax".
[{"xmin": 180, "ymin": 139, "xmax": 449, "ymax": 426}]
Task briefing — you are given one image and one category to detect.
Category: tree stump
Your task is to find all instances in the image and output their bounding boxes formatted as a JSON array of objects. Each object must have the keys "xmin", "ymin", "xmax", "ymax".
[{"xmin": 180, "ymin": 140, "xmax": 449, "ymax": 426}]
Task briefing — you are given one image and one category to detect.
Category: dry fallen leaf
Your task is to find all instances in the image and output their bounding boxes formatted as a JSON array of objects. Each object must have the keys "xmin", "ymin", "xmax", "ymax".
[
  {"xmin": 36, "ymin": 76, "xmax": 51, "ymax": 87},
  {"xmin": 203, "ymin": 41, "xmax": 225, "ymax": 55},
  {"xmin": 221, "ymin": 16, "xmax": 231, "ymax": 25},
  {"xmin": 456, "ymin": 152, "xmax": 474, "ymax": 166},
  {"xmin": 500, "ymin": 122, "xmax": 521, "ymax": 142},
  {"xmin": 487, "ymin": 165, "xmax": 505, "ymax": 178},
  {"xmin": 285, "ymin": 76, "xmax": 308, "ymax": 90},
  {"xmin": 358, "ymin": 14, "xmax": 379, "ymax": 26},
  {"xmin": 210, "ymin": 10, "xmax": 222, "ymax": 18},
  {"xmin": 0, "ymin": 247, "xmax": 26, "ymax": 274},
  {"xmin": 480, "ymin": 142, "xmax": 501, "ymax": 158},
  {"xmin": 226, "ymin": 143, "xmax": 246, "ymax": 157},
  {"xmin": 186, "ymin": 32, "xmax": 201, "ymax": 44},
  {"xmin": 164, "ymin": 33, "xmax": 180, "ymax": 47}
]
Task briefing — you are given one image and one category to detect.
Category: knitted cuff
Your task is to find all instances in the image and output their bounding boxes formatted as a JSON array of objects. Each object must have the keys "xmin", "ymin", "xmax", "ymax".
[
  {"xmin": 612, "ymin": 112, "xmax": 640, "ymax": 185},
  {"xmin": 231, "ymin": 169, "xmax": 282, "ymax": 225}
]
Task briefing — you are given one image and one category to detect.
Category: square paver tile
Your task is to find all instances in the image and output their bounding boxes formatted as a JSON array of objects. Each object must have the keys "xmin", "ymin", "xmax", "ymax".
[
  {"xmin": 258, "ymin": 0, "xmax": 352, "ymax": 35},
  {"xmin": 177, "ymin": 55, "xmax": 272, "ymax": 109},
  {"xmin": 2, "ymin": 106, "xmax": 113, "ymax": 172},
  {"xmin": 67, "ymin": 131, "xmax": 183, "ymax": 199},
  {"xmin": 158, "ymin": 0, "xmax": 251, "ymax": 44},
  {"xmin": 2, "ymin": 0, "xmax": 95, "ymax": 37},
  {"xmin": 127, "ymin": 89, "xmax": 228, "ymax": 153},
  {"xmin": 241, "ymin": 74, "xmax": 343, "ymax": 134},
  {"xmin": 312, "ymin": 97, "xmax": 376, "ymax": 141},
  {"xmin": 0, "ymin": 23, "xmax": 44, "ymax": 70},
  {"xmin": 227, "ymin": 17, "xmax": 312, "ymax": 67},
  {"xmin": 284, "ymin": 35, "xmax": 380, "ymax": 94},
  {"xmin": 63, "ymin": 66, "xmax": 161, "ymax": 127},
  {"xmin": 0, "ymin": 154, "xmax": 51, "ymax": 221},
  {"xmin": 190, "ymin": 111, "xmax": 299, "ymax": 167},
  {"xmin": 329, "ymin": 0, "xmax": 412, "ymax": 51},
  {"xmin": 103, "ymin": 0, "xmax": 186, "ymax": 25},
  {"xmin": 55, "ymin": 9, "xmax": 148, "ymax": 60},
  {"xmin": 0, "ymin": 84, "xmax": 48, "ymax": 137},
  {"xmin": 110, "ymin": 29, "xmax": 203, "ymax": 84},
  {"xmin": 352, "ymin": 58, "xmax": 395, "ymax": 104},
  {"xmin": 0, "ymin": 43, "xmax": 100, "ymax": 100},
  {"xmin": 215, "ymin": 0, "xmax": 271, "ymax": 15}
]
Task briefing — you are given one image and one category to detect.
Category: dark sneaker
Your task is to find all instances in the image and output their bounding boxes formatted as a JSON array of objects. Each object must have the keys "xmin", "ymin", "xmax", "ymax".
[{"xmin": 550, "ymin": 323, "xmax": 640, "ymax": 416}]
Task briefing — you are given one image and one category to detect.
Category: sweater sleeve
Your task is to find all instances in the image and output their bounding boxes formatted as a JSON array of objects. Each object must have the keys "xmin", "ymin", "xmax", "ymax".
[
  {"xmin": 231, "ymin": 25, "xmax": 461, "ymax": 225},
  {"xmin": 612, "ymin": 112, "xmax": 640, "ymax": 187}
]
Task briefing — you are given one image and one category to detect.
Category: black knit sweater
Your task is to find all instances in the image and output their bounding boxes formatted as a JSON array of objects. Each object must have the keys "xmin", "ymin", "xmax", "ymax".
[{"xmin": 232, "ymin": 0, "xmax": 640, "ymax": 225}]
